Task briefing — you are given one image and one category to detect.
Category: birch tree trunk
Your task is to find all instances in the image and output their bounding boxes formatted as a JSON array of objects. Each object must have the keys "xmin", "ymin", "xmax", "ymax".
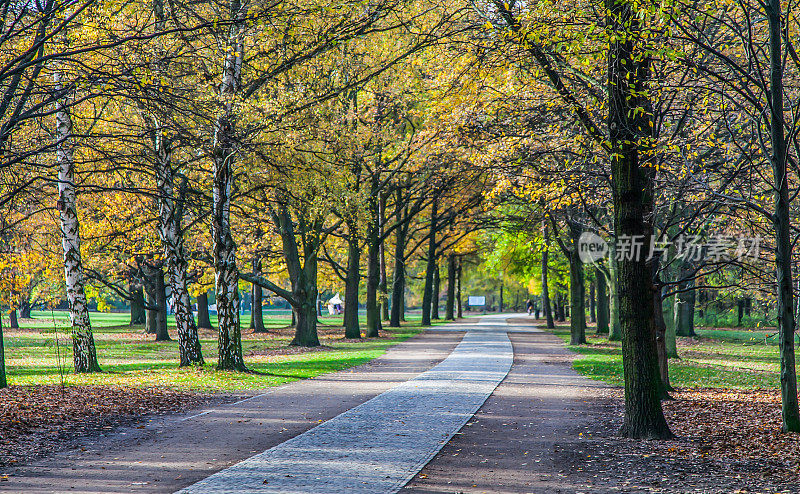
[
  {"xmin": 55, "ymin": 72, "xmax": 100, "ymax": 373},
  {"xmin": 155, "ymin": 142, "xmax": 203, "ymax": 364},
  {"xmin": 211, "ymin": 2, "xmax": 246, "ymax": 371},
  {"xmin": 153, "ymin": 265, "xmax": 170, "ymax": 341}
]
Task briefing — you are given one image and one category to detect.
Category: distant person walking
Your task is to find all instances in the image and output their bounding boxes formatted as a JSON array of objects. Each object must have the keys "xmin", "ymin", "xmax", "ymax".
[{"xmin": 526, "ymin": 299, "xmax": 534, "ymax": 316}]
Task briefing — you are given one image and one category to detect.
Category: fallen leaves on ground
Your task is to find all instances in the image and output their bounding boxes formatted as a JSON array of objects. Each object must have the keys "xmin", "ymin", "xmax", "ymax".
[
  {"xmin": 663, "ymin": 388, "xmax": 800, "ymax": 479},
  {"xmin": 0, "ymin": 385, "xmax": 219, "ymax": 467},
  {"xmin": 590, "ymin": 388, "xmax": 800, "ymax": 492}
]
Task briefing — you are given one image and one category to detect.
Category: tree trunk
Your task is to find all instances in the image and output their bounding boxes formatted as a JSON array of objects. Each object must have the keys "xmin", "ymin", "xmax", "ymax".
[
  {"xmin": 211, "ymin": 4, "xmax": 246, "ymax": 372},
  {"xmin": 768, "ymin": 0, "xmax": 800, "ymax": 432},
  {"xmin": 55, "ymin": 71, "xmax": 100, "ymax": 373},
  {"xmin": 608, "ymin": 245, "xmax": 622, "ymax": 341},
  {"xmin": 421, "ymin": 198, "xmax": 437, "ymax": 326},
  {"xmin": 160, "ymin": 189, "xmax": 203, "ymax": 359},
  {"xmin": 197, "ymin": 291, "xmax": 212, "ymax": 329},
  {"xmin": 289, "ymin": 275, "xmax": 320, "ymax": 347},
  {"xmin": 0, "ymin": 314, "xmax": 5, "ymax": 388},
  {"xmin": 608, "ymin": 0, "xmax": 671, "ymax": 438},
  {"xmin": 292, "ymin": 297, "xmax": 320, "ymax": 347},
  {"xmin": 145, "ymin": 289, "xmax": 157, "ymax": 335},
  {"xmin": 664, "ymin": 288, "xmax": 678, "ymax": 359},
  {"xmin": 596, "ymin": 267, "xmax": 609, "ymax": 334},
  {"xmin": 251, "ymin": 258, "xmax": 266, "ymax": 333},
  {"xmin": 365, "ymin": 229, "xmax": 381, "ymax": 337},
  {"xmin": 379, "ymin": 195, "xmax": 390, "ymax": 322},
  {"xmin": 269, "ymin": 203, "xmax": 323, "ymax": 348},
  {"xmin": 249, "ymin": 286, "xmax": 255, "ymax": 328},
  {"xmin": 738, "ymin": 299, "xmax": 745, "ymax": 327},
  {"xmin": 542, "ymin": 240, "xmax": 555, "ymax": 329},
  {"xmin": 9, "ymin": 310, "xmax": 17, "ymax": 329},
  {"xmin": 652, "ymin": 260, "xmax": 672, "ymax": 395},
  {"xmin": 589, "ymin": 281, "xmax": 597, "ymax": 323},
  {"xmin": 568, "ymin": 250, "xmax": 587, "ymax": 345},
  {"xmin": 674, "ymin": 260, "xmax": 696, "ymax": 337},
  {"xmin": 653, "ymin": 283, "xmax": 671, "ymax": 395},
  {"xmin": 155, "ymin": 268, "xmax": 170, "ymax": 342},
  {"xmin": 130, "ymin": 284, "xmax": 146, "ymax": 326},
  {"xmin": 19, "ymin": 301, "xmax": 31, "ymax": 320},
  {"xmin": 498, "ymin": 277, "xmax": 504, "ymax": 313},
  {"xmin": 456, "ymin": 257, "xmax": 463, "ymax": 319},
  {"xmin": 389, "ymin": 221, "xmax": 407, "ymax": 328},
  {"xmin": 145, "ymin": 264, "xmax": 171, "ymax": 342},
  {"xmin": 344, "ymin": 228, "xmax": 361, "ymax": 338},
  {"xmin": 445, "ymin": 253, "xmax": 456, "ymax": 320},
  {"xmin": 677, "ymin": 286, "xmax": 696, "ymax": 337},
  {"xmin": 431, "ymin": 264, "xmax": 440, "ymax": 320}
]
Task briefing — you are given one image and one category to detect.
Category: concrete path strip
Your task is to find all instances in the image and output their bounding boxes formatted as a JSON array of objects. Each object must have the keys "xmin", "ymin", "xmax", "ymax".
[{"xmin": 176, "ymin": 330, "xmax": 514, "ymax": 494}]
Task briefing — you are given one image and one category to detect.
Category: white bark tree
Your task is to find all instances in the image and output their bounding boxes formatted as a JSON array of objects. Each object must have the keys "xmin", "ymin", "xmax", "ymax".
[
  {"xmin": 154, "ymin": 139, "xmax": 204, "ymax": 365},
  {"xmin": 54, "ymin": 72, "xmax": 100, "ymax": 373},
  {"xmin": 211, "ymin": 0, "xmax": 246, "ymax": 371}
]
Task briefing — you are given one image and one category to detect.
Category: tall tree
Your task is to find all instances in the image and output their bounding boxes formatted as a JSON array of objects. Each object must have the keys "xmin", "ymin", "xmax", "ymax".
[
  {"xmin": 606, "ymin": 0, "xmax": 671, "ymax": 438},
  {"xmin": 210, "ymin": 0, "xmax": 246, "ymax": 371},
  {"xmin": 54, "ymin": 71, "xmax": 101, "ymax": 373}
]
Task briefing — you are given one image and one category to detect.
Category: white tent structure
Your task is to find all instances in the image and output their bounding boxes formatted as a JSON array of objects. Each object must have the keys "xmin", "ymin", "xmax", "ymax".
[{"xmin": 327, "ymin": 293, "xmax": 343, "ymax": 315}]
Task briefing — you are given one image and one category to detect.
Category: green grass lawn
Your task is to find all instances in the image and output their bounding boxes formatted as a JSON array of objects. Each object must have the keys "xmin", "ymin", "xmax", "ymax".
[
  {"xmin": 3, "ymin": 310, "xmax": 454, "ymax": 393},
  {"xmin": 550, "ymin": 325, "xmax": 782, "ymax": 390}
]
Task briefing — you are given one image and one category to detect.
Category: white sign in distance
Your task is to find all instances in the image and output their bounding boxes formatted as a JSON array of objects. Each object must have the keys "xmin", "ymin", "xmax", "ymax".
[{"xmin": 468, "ymin": 296, "xmax": 486, "ymax": 306}]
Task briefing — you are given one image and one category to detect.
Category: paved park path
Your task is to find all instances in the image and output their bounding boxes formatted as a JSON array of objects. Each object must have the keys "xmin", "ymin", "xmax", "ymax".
[
  {"xmin": 177, "ymin": 317, "xmax": 514, "ymax": 493},
  {"xmin": 3, "ymin": 315, "xmax": 612, "ymax": 494}
]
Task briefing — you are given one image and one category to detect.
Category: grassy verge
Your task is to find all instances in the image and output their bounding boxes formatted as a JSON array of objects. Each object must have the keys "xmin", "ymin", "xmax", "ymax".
[
  {"xmin": 4, "ymin": 310, "xmax": 455, "ymax": 392},
  {"xmin": 549, "ymin": 324, "xmax": 781, "ymax": 389}
]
